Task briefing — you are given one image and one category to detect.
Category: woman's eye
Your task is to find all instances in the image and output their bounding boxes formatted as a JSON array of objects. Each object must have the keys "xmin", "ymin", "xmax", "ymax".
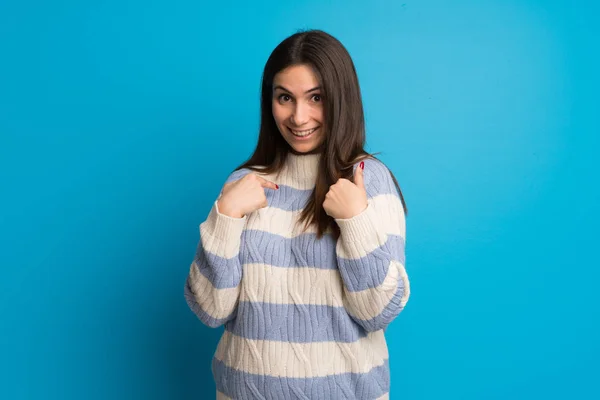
[
  {"xmin": 278, "ymin": 94, "xmax": 292, "ymax": 103},
  {"xmin": 312, "ymin": 94, "xmax": 322, "ymax": 102}
]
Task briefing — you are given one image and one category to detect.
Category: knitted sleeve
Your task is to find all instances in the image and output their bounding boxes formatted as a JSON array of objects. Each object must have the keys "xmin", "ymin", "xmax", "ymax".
[
  {"xmin": 334, "ymin": 159, "xmax": 410, "ymax": 332},
  {"xmin": 184, "ymin": 169, "xmax": 251, "ymax": 328}
]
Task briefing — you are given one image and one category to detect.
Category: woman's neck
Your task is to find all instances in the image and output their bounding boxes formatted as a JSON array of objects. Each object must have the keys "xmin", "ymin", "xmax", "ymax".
[{"xmin": 288, "ymin": 146, "xmax": 323, "ymax": 156}]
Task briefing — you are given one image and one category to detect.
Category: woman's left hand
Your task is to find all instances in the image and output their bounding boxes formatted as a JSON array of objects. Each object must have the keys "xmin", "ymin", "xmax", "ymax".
[{"xmin": 323, "ymin": 162, "xmax": 368, "ymax": 220}]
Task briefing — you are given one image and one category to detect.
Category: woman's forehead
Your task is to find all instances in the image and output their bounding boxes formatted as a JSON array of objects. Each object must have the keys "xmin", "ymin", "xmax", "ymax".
[{"xmin": 273, "ymin": 65, "xmax": 320, "ymax": 91}]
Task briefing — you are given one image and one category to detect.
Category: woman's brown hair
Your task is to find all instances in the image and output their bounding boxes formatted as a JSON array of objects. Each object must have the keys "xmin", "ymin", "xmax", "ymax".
[{"xmin": 235, "ymin": 29, "xmax": 407, "ymax": 239}]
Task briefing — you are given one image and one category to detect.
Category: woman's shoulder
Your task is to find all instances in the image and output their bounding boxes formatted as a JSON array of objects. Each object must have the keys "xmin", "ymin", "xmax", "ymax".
[
  {"xmin": 224, "ymin": 168, "xmax": 252, "ymax": 184},
  {"xmin": 224, "ymin": 165, "xmax": 270, "ymax": 185},
  {"xmin": 352, "ymin": 155, "xmax": 397, "ymax": 197},
  {"xmin": 351, "ymin": 155, "xmax": 392, "ymax": 178}
]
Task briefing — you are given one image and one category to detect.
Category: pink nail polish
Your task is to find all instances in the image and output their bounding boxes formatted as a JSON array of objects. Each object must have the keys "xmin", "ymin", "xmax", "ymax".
[{"xmin": 360, "ymin": 161, "xmax": 364, "ymax": 170}]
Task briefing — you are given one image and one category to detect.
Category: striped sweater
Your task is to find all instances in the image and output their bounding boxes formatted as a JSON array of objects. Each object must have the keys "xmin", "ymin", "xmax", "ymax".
[{"xmin": 184, "ymin": 153, "xmax": 410, "ymax": 399}]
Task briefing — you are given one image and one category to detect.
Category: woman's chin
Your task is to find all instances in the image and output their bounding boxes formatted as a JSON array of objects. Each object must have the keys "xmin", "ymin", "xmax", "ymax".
[{"xmin": 286, "ymin": 138, "xmax": 324, "ymax": 154}]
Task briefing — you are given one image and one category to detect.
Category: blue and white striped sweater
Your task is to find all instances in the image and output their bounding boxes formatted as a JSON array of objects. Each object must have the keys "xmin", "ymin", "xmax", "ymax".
[{"xmin": 185, "ymin": 153, "xmax": 410, "ymax": 399}]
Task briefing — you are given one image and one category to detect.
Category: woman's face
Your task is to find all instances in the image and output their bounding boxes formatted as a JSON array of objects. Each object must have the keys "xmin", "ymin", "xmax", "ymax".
[{"xmin": 272, "ymin": 64, "xmax": 325, "ymax": 154}]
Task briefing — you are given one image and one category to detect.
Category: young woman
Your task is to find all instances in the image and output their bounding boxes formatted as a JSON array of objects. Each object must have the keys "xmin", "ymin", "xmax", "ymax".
[{"xmin": 185, "ymin": 29, "xmax": 410, "ymax": 399}]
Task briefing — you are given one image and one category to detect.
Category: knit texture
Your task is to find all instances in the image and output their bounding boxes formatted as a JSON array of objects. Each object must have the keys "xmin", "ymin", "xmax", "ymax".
[{"xmin": 185, "ymin": 153, "xmax": 410, "ymax": 400}]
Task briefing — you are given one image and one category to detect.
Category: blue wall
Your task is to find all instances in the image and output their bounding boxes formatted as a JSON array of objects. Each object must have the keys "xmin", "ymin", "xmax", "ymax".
[{"xmin": 1, "ymin": 0, "xmax": 598, "ymax": 398}]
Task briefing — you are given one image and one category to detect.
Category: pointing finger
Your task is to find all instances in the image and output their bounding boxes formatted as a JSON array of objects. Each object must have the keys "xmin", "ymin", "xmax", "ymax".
[{"xmin": 256, "ymin": 176, "xmax": 279, "ymax": 190}]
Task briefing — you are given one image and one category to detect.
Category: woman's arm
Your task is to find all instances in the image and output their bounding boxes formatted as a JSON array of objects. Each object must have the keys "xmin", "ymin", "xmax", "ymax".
[
  {"xmin": 335, "ymin": 159, "xmax": 410, "ymax": 332},
  {"xmin": 184, "ymin": 170, "xmax": 250, "ymax": 328}
]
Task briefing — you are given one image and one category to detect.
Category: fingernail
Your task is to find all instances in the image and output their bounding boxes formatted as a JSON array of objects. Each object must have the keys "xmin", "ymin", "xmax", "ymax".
[
  {"xmin": 360, "ymin": 161, "xmax": 364, "ymax": 170},
  {"xmin": 276, "ymin": 184, "xmax": 279, "ymax": 189}
]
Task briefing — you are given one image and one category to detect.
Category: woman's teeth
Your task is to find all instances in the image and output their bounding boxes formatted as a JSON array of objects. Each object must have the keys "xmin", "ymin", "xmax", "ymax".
[{"xmin": 291, "ymin": 127, "xmax": 317, "ymax": 137}]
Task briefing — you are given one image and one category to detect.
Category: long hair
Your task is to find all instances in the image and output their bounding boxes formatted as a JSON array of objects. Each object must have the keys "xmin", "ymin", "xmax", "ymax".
[{"xmin": 235, "ymin": 29, "xmax": 407, "ymax": 239}]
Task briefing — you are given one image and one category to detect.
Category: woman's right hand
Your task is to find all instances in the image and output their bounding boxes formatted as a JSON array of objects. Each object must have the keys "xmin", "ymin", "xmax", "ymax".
[{"xmin": 217, "ymin": 173, "xmax": 279, "ymax": 218}]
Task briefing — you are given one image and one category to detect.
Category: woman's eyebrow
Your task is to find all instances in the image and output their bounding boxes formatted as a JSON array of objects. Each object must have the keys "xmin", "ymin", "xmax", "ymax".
[{"xmin": 273, "ymin": 85, "xmax": 321, "ymax": 94}]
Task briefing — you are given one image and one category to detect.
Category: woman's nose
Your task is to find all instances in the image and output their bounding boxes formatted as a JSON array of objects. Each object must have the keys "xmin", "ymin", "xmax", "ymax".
[{"xmin": 290, "ymin": 103, "xmax": 310, "ymax": 126}]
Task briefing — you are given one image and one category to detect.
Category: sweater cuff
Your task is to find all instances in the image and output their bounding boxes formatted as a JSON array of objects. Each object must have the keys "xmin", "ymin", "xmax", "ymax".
[
  {"xmin": 202, "ymin": 200, "xmax": 247, "ymax": 241},
  {"xmin": 335, "ymin": 201, "xmax": 381, "ymax": 243}
]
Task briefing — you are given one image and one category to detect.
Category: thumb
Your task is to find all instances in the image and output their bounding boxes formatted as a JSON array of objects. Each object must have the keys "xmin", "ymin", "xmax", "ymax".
[{"xmin": 354, "ymin": 161, "xmax": 365, "ymax": 190}]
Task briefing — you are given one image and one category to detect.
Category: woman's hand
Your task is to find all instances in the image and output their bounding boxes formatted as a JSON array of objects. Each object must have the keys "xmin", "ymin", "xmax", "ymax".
[
  {"xmin": 323, "ymin": 162, "xmax": 368, "ymax": 220},
  {"xmin": 217, "ymin": 173, "xmax": 279, "ymax": 218}
]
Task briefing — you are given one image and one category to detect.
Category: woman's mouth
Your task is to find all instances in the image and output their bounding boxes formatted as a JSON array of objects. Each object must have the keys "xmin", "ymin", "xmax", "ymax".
[{"xmin": 289, "ymin": 127, "xmax": 319, "ymax": 140}]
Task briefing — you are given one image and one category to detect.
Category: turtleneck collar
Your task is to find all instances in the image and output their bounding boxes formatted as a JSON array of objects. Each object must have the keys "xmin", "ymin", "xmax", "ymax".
[{"xmin": 277, "ymin": 152, "xmax": 321, "ymax": 190}]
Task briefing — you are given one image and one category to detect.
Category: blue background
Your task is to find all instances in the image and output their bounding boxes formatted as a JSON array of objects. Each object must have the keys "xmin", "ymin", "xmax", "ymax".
[{"xmin": 1, "ymin": 0, "xmax": 598, "ymax": 398}]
